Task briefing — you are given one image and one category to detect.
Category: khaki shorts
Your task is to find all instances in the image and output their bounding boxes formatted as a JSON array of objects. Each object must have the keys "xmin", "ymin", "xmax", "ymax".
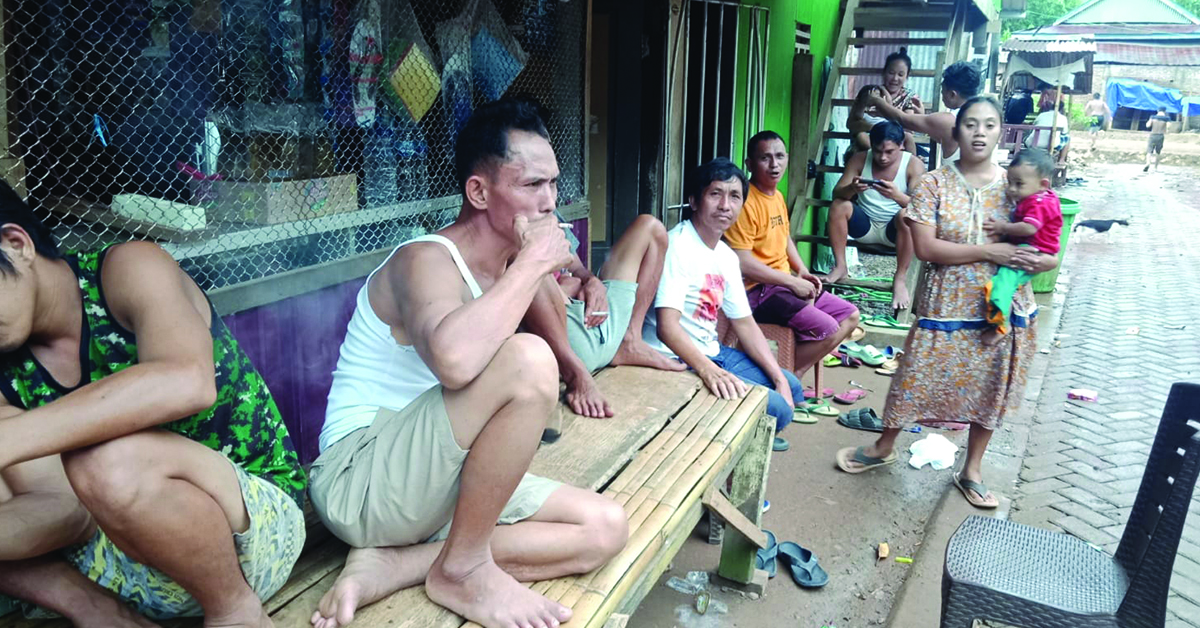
[
  {"xmin": 1148, "ymin": 133, "xmax": 1165, "ymax": 155},
  {"xmin": 308, "ymin": 386, "xmax": 562, "ymax": 548},
  {"xmin": 565, "ymin": 279, "xmax": 637, "ymax": 372},
  {"xmin": 3, "ymin": 462, "xmax": 305, "ymax": 620}
]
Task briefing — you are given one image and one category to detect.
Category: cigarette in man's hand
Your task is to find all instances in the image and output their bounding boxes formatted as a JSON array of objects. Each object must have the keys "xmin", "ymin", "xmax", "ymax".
[
  {"xmin": 559, "ymin": 223, "xmax": 573, "ymax": 229},
  {"xmin": 590, "ymin": 311, "xmax": 609, "ymax": 316}
]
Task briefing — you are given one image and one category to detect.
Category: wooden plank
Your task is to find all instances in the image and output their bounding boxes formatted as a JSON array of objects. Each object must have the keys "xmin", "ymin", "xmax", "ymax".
[
  {"xmin": 847, "ymin": 37, "xmax": 946, "ymax": 45},
  {"xmin": 265, "ymin": 538, "xmax": 347, "ymax": 614},
  {"xmin": 839, "ymin": 67, "xmax": 936, "ymax": 78},
  {"xmin": 786, "ymin": 51, "xmax": 815, "ymax": 216},
  {"xmin": 816, "ymin": 164, "xmax": 845, "ymax": 174},
  {"xmin": 823, "ymin": 131, "xmax": 853, "ymax": 140},
  {"xmin": 702, "ymin": 485, "xmax": 769, "ymax": 549},
  {"xmin": 529, "ymin": 366, "xmax": 702, "ymax": 491},
  {"xmin": 717, "ymin": 414, "xmax": 774, "ymax": 583}
]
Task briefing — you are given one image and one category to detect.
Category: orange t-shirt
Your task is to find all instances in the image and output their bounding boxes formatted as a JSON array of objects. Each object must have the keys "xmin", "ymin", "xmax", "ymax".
[{"xmin": 724, "ymin": 183, "xmax": 791, "ymax": 288}]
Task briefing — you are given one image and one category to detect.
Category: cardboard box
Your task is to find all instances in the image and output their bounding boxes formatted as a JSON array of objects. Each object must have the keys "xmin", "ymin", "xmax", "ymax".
[{"xmin": 208, "ymin": 174, "xmax": 358, "ymax": 224}]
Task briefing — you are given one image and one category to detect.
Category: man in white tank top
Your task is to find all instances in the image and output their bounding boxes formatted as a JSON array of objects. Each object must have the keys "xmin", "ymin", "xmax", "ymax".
[
  {"xmin": 825, "ymin": 121, "xmax": 927, "ymax": 310},
  {"xmin": 308, "ymin": 99, "xmax": 628, "ymax": 628}
]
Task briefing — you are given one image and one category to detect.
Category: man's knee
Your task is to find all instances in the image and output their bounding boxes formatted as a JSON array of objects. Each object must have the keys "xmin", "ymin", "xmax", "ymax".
[
  {"xmin": 63, "ymin": 435, "xmax": 155, "ymax": 513},
  {"xmin": 575, "ymin": 499, "xmax": 628, "ymax": 571},
  {"xmin": 829, "ymin": 199, "xmax": 853, "ymax": 220},
  {"xmin": 495, "ymin": 333, "xmax": 559, "ymax": 400}
]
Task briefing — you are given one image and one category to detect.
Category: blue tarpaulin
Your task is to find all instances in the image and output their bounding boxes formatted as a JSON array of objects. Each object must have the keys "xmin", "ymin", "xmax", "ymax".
[
  {"xmin": 1107, "ymin": 78, "xmax": 1182, "ymax": 114},
  {"xmin": 1188, "ymin": 100, "xmax": 1200, "ymax": 117}
]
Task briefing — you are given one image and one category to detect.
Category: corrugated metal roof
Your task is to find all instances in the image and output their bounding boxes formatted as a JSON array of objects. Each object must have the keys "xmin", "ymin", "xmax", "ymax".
[
  {"xmin": 1057, "ymin": 0, "xmax": 1200, "ymax": 25},
  {"xmin": 1097, "ymin": 42, "xmax": 1200, "ymax": 65},
  {"xmin": 1002, "ymin": 36, "xmax": 1097, "ymax": 53},
  {"xmin": 1026, "ymin": 23, "xmax": 1200, "ymax": 39}
]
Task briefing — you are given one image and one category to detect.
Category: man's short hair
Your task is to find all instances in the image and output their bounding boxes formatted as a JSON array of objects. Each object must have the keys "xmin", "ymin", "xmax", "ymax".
[
  {"xmin": 454, "ymin": 97, "xmax": 551, "ymax": 194},
  {"xmin": 1093, "ymin": 92, "xmax": 1101, "ymax": 99},
  {"xmin": 1158, "ymin": 107, "xmax": 1167, "ymax": 113},
  {"xmin": 684, "ymin": 157, "xmax": 748, "ymax": 220},
  {"xmin": 869, "ymin": 121, "xmax": 906, "ymax": 149},
  {"xmin": 941, "ymin": 61, "xmax": 982, "ymax": 99},
  {"xmin": 1010, "ymin": 148, "xmax": 1056, "ymax": 180},
  {"xmin": 746, "ymin": 130, "xmax": 785, "ymax": 161},
  {"xmin": 0, "ymin": 181, "xmax": 61, "ymax": 275}
]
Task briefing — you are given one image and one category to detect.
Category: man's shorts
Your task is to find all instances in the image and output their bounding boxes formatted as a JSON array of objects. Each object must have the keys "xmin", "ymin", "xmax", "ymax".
[
  {"xmin": 1089, "ymin": 116, "xmax": 1104, "ymax": 132},
  {"xmin": 3, "ymin": 462, "xmax": 305, "ymax": 620},
  {"xmin": 847, "ymin": 203, "xmax": 898, "ymax": 247},
  {"xmin": 747, "ymin": 286, "xmax": 858, "ymax": 343},
  {"xmin": 566, "ymin": 279, "xmax": 638, "ymax": 372},
  {"xmin": 308, "ymin": 386, "xmax": 562, "ymax": 549},
  {"xmin": 1148, "ymin": 133, "xmax": 1165, "ymax": 155}
]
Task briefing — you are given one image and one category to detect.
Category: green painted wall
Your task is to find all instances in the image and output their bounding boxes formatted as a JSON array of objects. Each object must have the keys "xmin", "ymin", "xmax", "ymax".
[{"xmin": 731, "ymin": 0, "xmax": 844, "ymax": 263}]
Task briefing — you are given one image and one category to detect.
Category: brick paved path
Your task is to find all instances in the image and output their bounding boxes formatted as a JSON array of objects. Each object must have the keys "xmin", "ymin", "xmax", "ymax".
[{"xmin": 1008, "ymin": 165, "xmax": 1200, "ymax": 627}]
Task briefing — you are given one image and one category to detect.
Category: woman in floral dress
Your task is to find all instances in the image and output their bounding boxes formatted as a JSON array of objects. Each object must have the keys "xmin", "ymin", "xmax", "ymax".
[{"xmin": 835, "ymin": 96, "xmax": 1060, "ymax": 508}]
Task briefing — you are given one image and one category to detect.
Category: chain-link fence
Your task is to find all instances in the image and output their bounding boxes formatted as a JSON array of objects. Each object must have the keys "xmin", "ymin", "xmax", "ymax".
[{"xmin": 0, "ymin": 0, "xmax": 585, "ymax": 292}]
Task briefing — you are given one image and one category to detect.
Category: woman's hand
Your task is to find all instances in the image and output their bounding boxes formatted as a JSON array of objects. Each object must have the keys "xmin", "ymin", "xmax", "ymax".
[
  {"xmin": 1012, "ymin": 248, "xmax": 1059, "ymax": 273},
  {"xmin": 983, "ymin": 242, "xmax": 1021, "ymax": 266}
]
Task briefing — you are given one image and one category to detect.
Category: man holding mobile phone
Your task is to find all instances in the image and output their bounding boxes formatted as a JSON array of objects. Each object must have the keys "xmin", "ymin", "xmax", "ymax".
[{"xmin": 825, "ymin": 121, "xmax": 927, "ymax": 310}]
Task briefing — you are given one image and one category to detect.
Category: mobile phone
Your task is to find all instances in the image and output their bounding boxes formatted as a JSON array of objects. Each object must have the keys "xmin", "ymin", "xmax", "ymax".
[{"xmin": 859, "ymin": 178, "xmax": 884, "ymax": 186}]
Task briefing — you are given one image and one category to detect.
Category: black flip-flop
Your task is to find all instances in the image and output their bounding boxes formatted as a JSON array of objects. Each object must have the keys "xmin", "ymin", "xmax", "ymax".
[{"xmin": 837, "ymin": 407, "xmax": 884, "ymax": 432}]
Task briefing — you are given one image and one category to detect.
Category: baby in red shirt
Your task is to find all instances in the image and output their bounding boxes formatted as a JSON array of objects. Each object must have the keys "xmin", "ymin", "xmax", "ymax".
[{"xmin": 982, "ymin": 148, "xmax": 1063, "ymax": 345}]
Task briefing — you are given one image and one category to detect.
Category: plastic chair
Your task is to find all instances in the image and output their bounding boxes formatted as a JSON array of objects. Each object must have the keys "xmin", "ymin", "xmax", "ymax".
[{"xmin": 940, "ymin": 382, "xmax": 1200, "ymax": 628}]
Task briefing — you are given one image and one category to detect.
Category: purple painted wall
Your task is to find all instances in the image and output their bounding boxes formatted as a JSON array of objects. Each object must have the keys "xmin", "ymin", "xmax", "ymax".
[{"xmin": 223, "ymin": 279, "xmax": 363, "ymax": 466}]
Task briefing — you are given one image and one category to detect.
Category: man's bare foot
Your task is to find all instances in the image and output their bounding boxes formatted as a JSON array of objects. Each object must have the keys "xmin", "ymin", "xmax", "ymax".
[
  {"xmin": 425, "ymin": 555, "xmax": 571, "ymax": 628},
  {"xmin": 610, "ymin": 338, "xmax": 687, "ymax": 372},
  {"xmin": 311, "ymin": 547, "xmax": 422, "ymax": 628},
  {"xmin": 72, "ymin": 595, "xmax": 161, "ymax": 628},
  {"xmin": 203, "ymin": 596, "xmax": 273, "ymax": 628},
  {"xmin": 563, "ymin": 368, "xmax": 613, "ymax": 418},
  {"xmin": 891, "ymin": 277, "xmax": 911, "ymax": 311},
  {"xmin": 823, "ymin": 265, "xmax": 850, "ymax": 285},
  {"xmin": 981, "ymin": 328, "xmax": 1004, "ymax": 346}
]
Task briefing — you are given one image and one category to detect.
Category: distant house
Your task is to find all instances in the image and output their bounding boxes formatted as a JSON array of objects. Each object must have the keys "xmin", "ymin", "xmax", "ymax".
[{"xmin": 1015, "ymin": 0, "xmax": 1200, "ymax": 129}]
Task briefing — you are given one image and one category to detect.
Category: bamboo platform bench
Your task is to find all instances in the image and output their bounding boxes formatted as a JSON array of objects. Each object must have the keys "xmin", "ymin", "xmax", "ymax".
[{"xmin": 1, "ymin": 366, "xmax": 773, "ymax": 628}]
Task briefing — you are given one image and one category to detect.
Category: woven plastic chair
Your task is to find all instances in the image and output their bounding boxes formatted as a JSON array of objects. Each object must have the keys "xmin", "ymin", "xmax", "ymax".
[
  {"xmin": 715, "ymin": 312, "xmax": 820, "ymax": 392},
  {"xmin": 940, "ymin": 381, "xmax": 1200, "ymax": 628}
]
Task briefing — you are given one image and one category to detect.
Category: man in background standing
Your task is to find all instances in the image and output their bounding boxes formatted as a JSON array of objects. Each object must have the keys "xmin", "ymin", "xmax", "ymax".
[{"xmin": 1144, "ymin": 107, "xmax": 1171, "ymax": 172}]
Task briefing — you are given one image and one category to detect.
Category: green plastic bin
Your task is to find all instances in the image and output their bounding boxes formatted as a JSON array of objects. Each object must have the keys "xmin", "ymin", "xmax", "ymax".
[{"xmin": 1031, "ymin": 197, "xmax": 1080, "ymax": 293}]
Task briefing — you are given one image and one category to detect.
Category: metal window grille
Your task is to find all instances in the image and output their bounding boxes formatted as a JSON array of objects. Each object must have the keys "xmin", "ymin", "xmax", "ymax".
[
  {"xmin": 665, "ymin": 0, "xmax": 767, "ymax": 216},
  {"xmin": 0, "ymin": 0, "xmax": 585, "ymax": 292}
]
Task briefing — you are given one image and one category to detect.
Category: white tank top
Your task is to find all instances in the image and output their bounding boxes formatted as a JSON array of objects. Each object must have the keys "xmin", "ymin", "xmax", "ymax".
[
  {"xmin": 320, "ymin": 234, "xmax": 483, "ymax": 452},
  {"xmin": 858, "ymin": 150, "xmax": 912, "ymax": 224}
]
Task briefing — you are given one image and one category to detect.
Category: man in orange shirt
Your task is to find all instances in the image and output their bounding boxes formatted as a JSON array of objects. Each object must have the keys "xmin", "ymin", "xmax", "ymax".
[{"xmin": 725, "ymin": 131, "xmax": 860, "ymax": 377}]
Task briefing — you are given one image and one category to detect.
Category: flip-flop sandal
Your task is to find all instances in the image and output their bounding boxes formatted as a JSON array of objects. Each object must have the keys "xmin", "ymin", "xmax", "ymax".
[
  {"xmin": 777, "ymin": 542, "xmax": 829, "ymax": 588},
  {"xmin": 953, "ymin": 472, "xmax": 999, "ymax": 509},
  {"xmin": 804, "ymin": 387, "xmax": 835, "ymax": 399},
  {"xmin": 874, "ymin": 357, "xmax": 901, "ymax": 376},
  {"xmin": 756, "ymin": 530, "xmax": 780, "ymax": 578},
  {"xmin": 834, "ymin": 388, "xmax": 869, "ymax": 404},
  {"xmin": 850, "ymin": 326, "xmax": 866, "ymax": 342},
  {"xmin": 823, "ymin": 353, "xmax": 843, "ymax": 368},
  {"xmin": 773, "ymin": 436, "xmax": 791, "ymax": 452},
  {"xmin": 839, "ymin": 341, "xmax": 887, "ymax": 367},
  {"xmin": 836, "ymin": 407, "xmax": 884, "ymax": 432},
  {"xmin": 793, "ymin": 407, "xmax": 819, "ymax": 424},
  {"xmin": 836, "ymin": 445, "xmax": 898, "ymax": 474},
  {"xmin": 799, "ymin": 399, "xmax": 839, "ymax": 417}
]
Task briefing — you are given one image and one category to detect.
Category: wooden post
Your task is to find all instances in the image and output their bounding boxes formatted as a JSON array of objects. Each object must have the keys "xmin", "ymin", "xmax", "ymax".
[
  {"xmin": 716, "ymin": 412, "xmax": 774, "ymax": 586},
  {"xmin": 1049, "ymin": 84, "xmax": 1063, "ymax": 155},
  {"xmin": 787, "ymin": 51, "xmax": 814, "ymax": 246}
]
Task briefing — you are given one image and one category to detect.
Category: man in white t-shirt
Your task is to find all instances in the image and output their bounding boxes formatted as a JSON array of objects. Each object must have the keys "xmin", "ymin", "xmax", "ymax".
[{"xmin": 643, "ymin": 158, "xmax": 802, "ymax": 452}]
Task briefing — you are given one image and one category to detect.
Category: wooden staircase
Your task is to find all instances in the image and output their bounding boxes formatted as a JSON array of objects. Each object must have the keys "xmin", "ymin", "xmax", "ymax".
[{"xmin": 785, "ymin": 0, "xmax": 991, "ymax": 304}]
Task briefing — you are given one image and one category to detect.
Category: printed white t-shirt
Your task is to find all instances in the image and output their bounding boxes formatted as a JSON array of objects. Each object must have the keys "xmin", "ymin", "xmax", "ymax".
[{"xmin": 642, "ymin": 220, "xmax": 752, "ymax": 359}]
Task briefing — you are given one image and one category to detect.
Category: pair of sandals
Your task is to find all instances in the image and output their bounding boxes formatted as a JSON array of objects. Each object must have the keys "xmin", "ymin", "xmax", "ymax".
[
  {"xmin": 755, "ymin": 530, "xmax": 829, "ymax": 588},
  {"xmin": 833, "ymin": 444, "xmax": 998, "ymax": 509}
]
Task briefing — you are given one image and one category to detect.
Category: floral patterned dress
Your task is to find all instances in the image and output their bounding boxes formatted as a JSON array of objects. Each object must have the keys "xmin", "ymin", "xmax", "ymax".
[{"xmin": 883, "ymin": 163, "xmax": 1038, "ymax": 430}]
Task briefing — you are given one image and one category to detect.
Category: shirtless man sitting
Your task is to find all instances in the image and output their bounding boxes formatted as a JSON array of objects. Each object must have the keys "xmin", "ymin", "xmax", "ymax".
[
  {"xmin": 308, "ymin": 98, "xmax": 628, "ymax": 628},
  {"xmin": 523, "ymin": 213, "xmax": 685, "ymax": 418},
  {"xmin": 0, "ymin": 183, "xmax": 307, "ymax": 627}
]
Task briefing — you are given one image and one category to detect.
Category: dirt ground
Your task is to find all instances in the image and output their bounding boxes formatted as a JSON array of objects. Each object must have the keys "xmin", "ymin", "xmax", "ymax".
[
  {"xmin": 1070, "ymin": 128, "xmax": 1200, "ymax": 169},
  {"xmin": 630, "ymin": 358, "xmax": 967, "ymax": 628}
]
